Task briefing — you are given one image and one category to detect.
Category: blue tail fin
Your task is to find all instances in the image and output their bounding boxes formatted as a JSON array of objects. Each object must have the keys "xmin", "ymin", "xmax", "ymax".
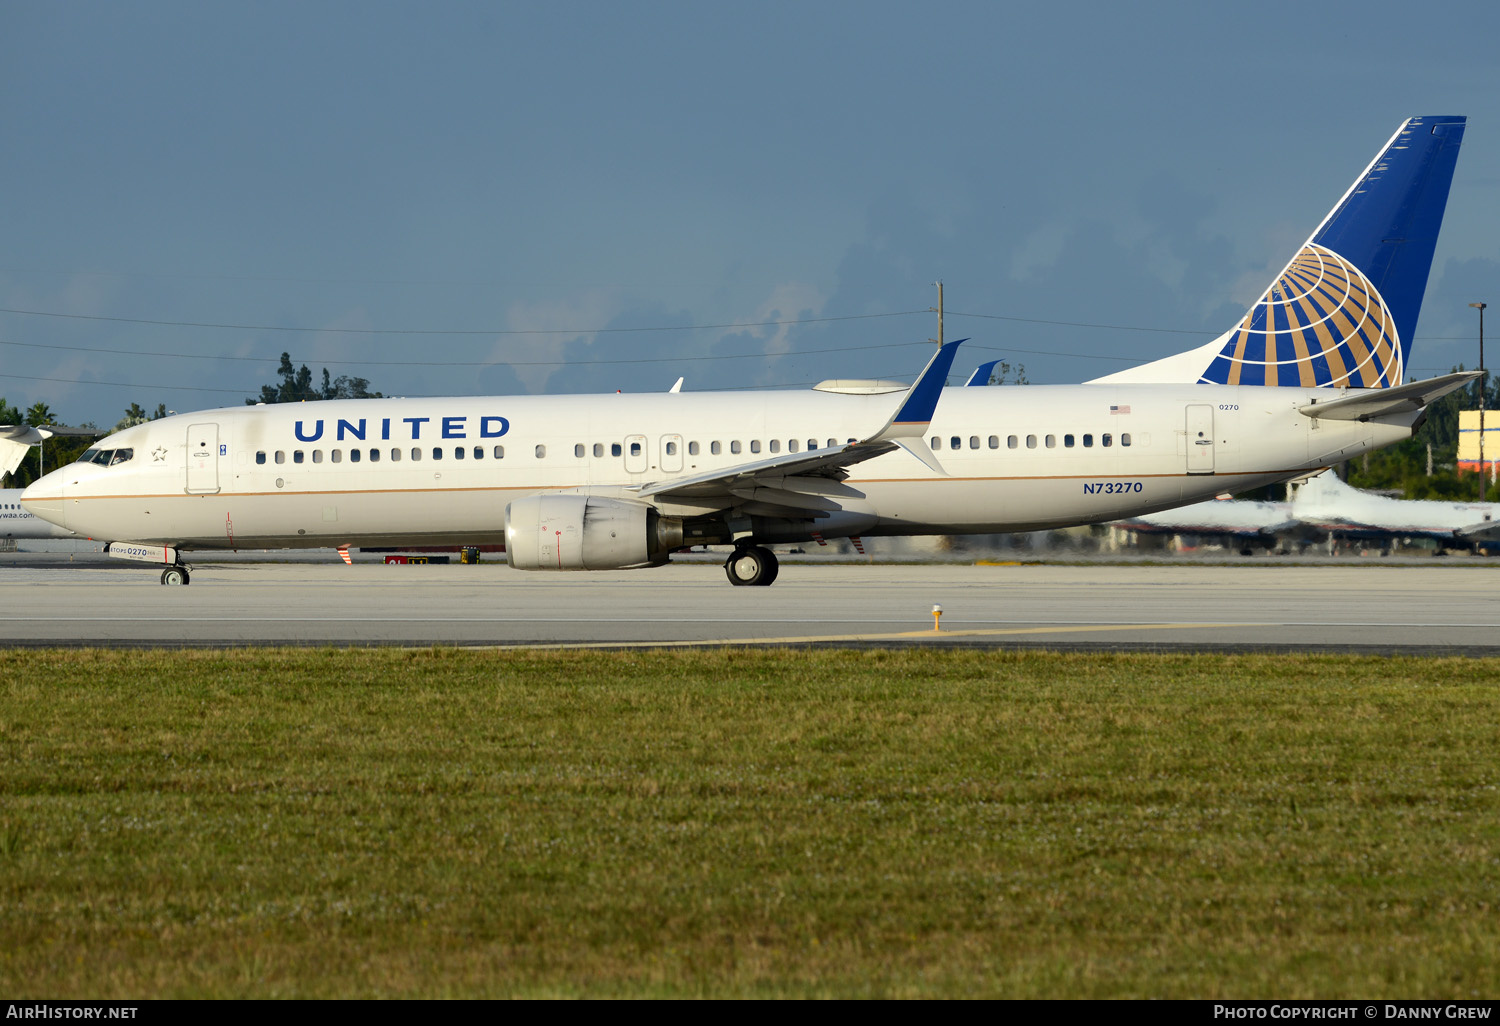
[{"xmin": 1095, "ymin": 116, "xmax": 1465, "ymax": 388}]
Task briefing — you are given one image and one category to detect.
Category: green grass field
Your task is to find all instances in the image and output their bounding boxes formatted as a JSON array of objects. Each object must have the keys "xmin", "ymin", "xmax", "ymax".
[{"xmin": 1, "ymin": 647, "xmax": 1497, "ymax": 998}]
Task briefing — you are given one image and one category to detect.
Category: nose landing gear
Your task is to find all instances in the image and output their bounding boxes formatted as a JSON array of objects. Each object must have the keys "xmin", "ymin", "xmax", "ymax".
[{"xmin": 725, "ymin": 545, "xmax": 779, "ymax": 587}]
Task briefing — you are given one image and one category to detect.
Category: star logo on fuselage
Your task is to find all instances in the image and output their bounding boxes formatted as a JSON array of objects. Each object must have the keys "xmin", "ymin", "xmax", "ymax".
[{"xmin": 152, "ymin": 447, "xmax": 168, "ymax": 461}]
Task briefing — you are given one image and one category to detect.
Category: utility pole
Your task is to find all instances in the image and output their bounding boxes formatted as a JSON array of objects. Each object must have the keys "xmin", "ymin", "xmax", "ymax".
[
  {"xmin": 1472, "ymin": 302, "xmax": 1487, "ymax": 501},
  {"xmin": 929, "ymin": 281, "xmax": 944, "ymax": 347}
]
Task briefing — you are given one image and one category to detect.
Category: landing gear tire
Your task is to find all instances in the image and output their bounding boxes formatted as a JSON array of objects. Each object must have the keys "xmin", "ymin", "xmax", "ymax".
[
  {"xmin": 160, "ymin": 567, "xmax": 190, "ymax": 586},
  {"xmin": 725, "ymin": 546, "xmax": 779, "ymax": 587}
]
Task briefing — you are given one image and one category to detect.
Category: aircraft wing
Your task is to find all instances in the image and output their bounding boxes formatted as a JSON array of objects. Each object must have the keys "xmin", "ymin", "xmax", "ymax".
[
  {"xmin": 1, "ymin": 424, "xmax": 104, "ymax": 477},
  {"xmin": 1456, "ymin": 520, "xmax": 1500, "ymax": 541},
  {"xmin": 0, "ymin": 425, "xmax": 46, "ymax": 476},
  {"xmin": 636, "ymin": 340, "xmax": 964, "ymax": 514},
  {"xmin": 1298, "ymin": 372, "xmax": 1478, "ymax": 422}
]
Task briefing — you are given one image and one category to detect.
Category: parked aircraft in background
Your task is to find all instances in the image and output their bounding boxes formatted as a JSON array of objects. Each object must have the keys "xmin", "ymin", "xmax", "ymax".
[
  {"xmin": 1112, "ymin": 493, "xmax": 1298, "ymax": 554},
  {"xmin": 21, "ymin": 116, "xmax": 1474, "ymax": 585},
  {"xmin": 1292, "ymin": 470, "xmax": 1500, "ymax": 553},
  {"xmin": 0, "ymin": 488, "xmax": 78, "ymax": 540}
]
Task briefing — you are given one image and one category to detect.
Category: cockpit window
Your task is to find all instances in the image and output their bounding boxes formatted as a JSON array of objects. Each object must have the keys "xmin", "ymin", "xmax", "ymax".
[{"xmin": 74, "ymin": 447, "xmax": 134, "ymax": 467}]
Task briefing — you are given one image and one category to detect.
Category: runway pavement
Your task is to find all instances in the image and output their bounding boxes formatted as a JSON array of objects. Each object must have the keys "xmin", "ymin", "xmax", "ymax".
[{"xmin": 3, "ymin": 551, "xmax": 1499, "ymax": 652}]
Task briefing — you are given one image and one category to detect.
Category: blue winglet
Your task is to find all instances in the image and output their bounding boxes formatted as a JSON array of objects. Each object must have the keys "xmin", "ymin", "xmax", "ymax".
[
  {"xmin": 965, "ymin": 359, "xmax": 1000, "ymax": 387},
  {"xmin": 891, "ymin": 339, "xmax": 966, "ymax": 426}
]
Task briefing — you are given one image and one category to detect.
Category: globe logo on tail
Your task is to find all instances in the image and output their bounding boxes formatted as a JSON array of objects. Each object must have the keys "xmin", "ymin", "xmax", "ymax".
[{"xmin": 1201, "ymin": 243, "xmax": 1402, "ymax": 388}]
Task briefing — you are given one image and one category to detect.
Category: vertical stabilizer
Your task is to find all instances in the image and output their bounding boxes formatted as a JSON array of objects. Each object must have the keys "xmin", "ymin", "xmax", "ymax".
[{"xmin": 1093, "ymin": 116, "xmax": 1466, "ymax": 388}]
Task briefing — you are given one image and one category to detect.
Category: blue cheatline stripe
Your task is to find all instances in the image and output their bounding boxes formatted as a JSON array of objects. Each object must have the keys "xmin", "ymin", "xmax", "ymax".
[{"xmin": 891, "ymin": 339, "xmax": 966, "ymax": 424}]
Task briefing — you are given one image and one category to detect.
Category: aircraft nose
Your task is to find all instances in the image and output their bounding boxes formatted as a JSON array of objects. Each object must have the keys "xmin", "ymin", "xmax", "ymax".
[{"xmin": 20, "ymin": 475, "xmax": 67, "ymax": 530}]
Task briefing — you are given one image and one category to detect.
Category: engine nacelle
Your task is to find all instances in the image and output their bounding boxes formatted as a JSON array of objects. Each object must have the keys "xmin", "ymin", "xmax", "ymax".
[{"xmin": 505, "ymin": 494, "xmax": 683, "ymax": 571}]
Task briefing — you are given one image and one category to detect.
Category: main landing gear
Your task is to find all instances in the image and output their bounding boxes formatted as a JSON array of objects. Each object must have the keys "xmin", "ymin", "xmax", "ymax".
[
  {"xmin": 160, "ymin": 565, "xmax": 191, "ymax": 586},
  {"xmin": 724, "ymin": 545, "xmax": 779, "ymax": 587}
]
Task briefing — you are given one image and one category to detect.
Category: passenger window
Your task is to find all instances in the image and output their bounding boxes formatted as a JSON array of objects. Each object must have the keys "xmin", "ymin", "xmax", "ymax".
[
  {"xmin": 332, "ymin": 450, "xmax": 343, "ymax": 463},
  {"xmin": 767, "ymin": 440, "xmax": 778, "ymax": 453},
  {"xmin": 369, "ymin": 448, "xmax": 380, "ymax": 462},
  {"xmin": 689, "ymin": 441, "xmax": 700, "ymax": 456},
  {"xmin": 392, "ymin": 448, "xmax": 402, "ymax": 462},
  {"xmin": 1083, "ymin": 434, "xmax": 1094, "ymax": 447},
  {"xmin": 454, "ymin": 447, "xmax": 464, "ymax": 460},
  {"xmin": 293, "ymin": 450, "xmax": 304, "ymax": 464},
  {"xmin": 611, "ymin": 443, "xmax": 622, "ymax": 457},
  {"xmin": 666, "ymin": 441, "xmax": 678, "ymax": 455},
  {"xmin": 594, "ymin": 443, "xmax": 604, "ymax": 458},
  {"xmin": 950, "ymin": 436, "xmax": 961, "ymax": 450},
  {"xmin": 1007, "ymin": 436, "xmax": 1018, "ymax": 449},
  {"xmin": 808, "ymin": 439, "xmax": 818, "ymax": 451},
  {"xmin": 828, "ymin": 439, "xmax": 838, "ymax": 449},
  {"xmin": 473, "ymin": 446, "xmax": 483, "ymax": 460},
  {"xmin": 747, "ymin": 440, "xmax": 759, "ymax": 453},
  {"xmin": 1122, "ymin": 434, "xmax": 1132, "ymax": 447},
  {"xmin": 575, "ymin": 443, "xmax": 585, "ymax": 458},
  {"xmin": 493, "ymin": 445, "xmax": 505, "ymax": 459},
  {"xmin": 256, "ymin": 452, "xmax": 266, "ymax": 465},
  {"xmin": 274, "ymin": 451, "xmax": 286, "ymax": 464},
  {"xmin": 789, "ymin": 439, "xmax": 799, "ymax": 453},
  {"xmin": 1046, "ymin": 434, "xmax": 1056, "ymax": 448},
  {"xmin": 411, "ymin": 448, "xmax": 421, "ymax": 461},
  {"xmin": 988, "ymin": 436, "xmax": 999, "ymax": 449},
  {"xmin": 535, "ymin": 445, "xmax": 545, "ymax": 458},
  {"xmin": 711, "ymin": 441, "xmax": 722, "ymax": 455},
  {"xmin": 630, "ymin": 441, "xmax": 642, "ymax": 456},
  {"xmin": 1064, "ymin": 434, "xmax": 1075, "ymax": 448},
  {"xmin": 312, "ymin": 450, "xmax": 323, "ymax": 464},
  {"xmin": 930, "ymin": 436, "xmax": 941, "ymax": 450},
  {"xmin": 431, "ymin": 447, "xmax": 442, "ymax": 460},
  {"xmin": 350, "ymin": 449, "xmax": 361, "ymax": 463},
  {"xmin": 1102, "ymin": 433, "xmax": 1112, "ymax": 447},
  {"xmin": 1027, "ymin": 435, "xmax": 1037, "ymax": 449},
  {"xmin": 731, "ymin": 441, "xmax": 742, "ymax": 454}
]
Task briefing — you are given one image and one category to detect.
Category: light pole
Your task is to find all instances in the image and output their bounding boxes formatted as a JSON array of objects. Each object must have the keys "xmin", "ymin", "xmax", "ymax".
[{"xmin": 1472, "ymin": 302, "xmax": 1487, "ymax": 501}]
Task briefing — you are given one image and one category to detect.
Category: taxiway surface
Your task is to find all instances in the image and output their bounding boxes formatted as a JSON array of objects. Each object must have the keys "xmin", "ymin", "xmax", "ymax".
[{"xmin": 3, "ymin": 553, "xmax": 1497, "ymax": 652}]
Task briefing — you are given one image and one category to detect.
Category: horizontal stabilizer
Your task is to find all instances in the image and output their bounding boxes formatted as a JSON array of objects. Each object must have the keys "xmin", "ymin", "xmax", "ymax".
[{"xmin": 1298, "ymin": 371, "xmax": 1478, "ymax": 421}]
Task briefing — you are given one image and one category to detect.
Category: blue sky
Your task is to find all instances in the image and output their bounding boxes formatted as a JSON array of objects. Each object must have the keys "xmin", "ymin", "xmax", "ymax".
[{"xmin": 3, "ymin": 0, "xmax": 1498, "ymax": 426}]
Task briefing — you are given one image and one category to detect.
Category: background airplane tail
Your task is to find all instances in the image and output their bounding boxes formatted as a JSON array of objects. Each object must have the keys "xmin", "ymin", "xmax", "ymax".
[{"xmin": 1095, "ymin": 116, "xmax": 1466, "ymax": 389}]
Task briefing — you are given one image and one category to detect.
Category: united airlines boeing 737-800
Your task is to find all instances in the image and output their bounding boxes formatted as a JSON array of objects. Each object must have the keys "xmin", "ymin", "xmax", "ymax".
[{"xmin": 21, "ymin": 116, "xmax": 1473, "ymax": 585}]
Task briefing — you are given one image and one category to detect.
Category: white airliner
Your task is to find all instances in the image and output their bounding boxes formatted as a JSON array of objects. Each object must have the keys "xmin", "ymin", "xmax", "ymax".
[{"xmin": 21, "ymin": 116, "xmax": 1475, "ymax": 586}]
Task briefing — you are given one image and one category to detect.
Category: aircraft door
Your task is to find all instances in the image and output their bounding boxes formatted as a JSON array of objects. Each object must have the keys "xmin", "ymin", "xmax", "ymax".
[
  {"xmin": 1185, "ymin": 405, "xmax": 1215, "ymax": 474},
  {"xmin": 660, "ymin": 434, "xmax": 684, "ymax": 473},
  {"xmin": 624, "ymin": 434, "xmax": 648, "ymax": 475},
  {"xmin": 186, "ymin": 423, "xmax": 221, "ymax": 494}
]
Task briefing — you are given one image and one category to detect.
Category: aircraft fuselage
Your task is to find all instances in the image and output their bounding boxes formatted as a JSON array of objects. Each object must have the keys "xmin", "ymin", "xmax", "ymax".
[{"xmin": 21, "ymin": 382, "xmax": 1411, "ymax": 552}]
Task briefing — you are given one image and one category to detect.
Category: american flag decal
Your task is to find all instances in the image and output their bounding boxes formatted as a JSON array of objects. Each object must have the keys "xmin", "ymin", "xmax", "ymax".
[{"xmin": 1110, "ymin": 405, "xmax": 1131, "ymax": 415}]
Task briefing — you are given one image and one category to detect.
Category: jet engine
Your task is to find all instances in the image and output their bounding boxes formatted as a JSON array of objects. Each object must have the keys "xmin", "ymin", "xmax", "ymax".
[{"xmin": 505, "ymin": 494, "xmax": 684, "ymax": 571}]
